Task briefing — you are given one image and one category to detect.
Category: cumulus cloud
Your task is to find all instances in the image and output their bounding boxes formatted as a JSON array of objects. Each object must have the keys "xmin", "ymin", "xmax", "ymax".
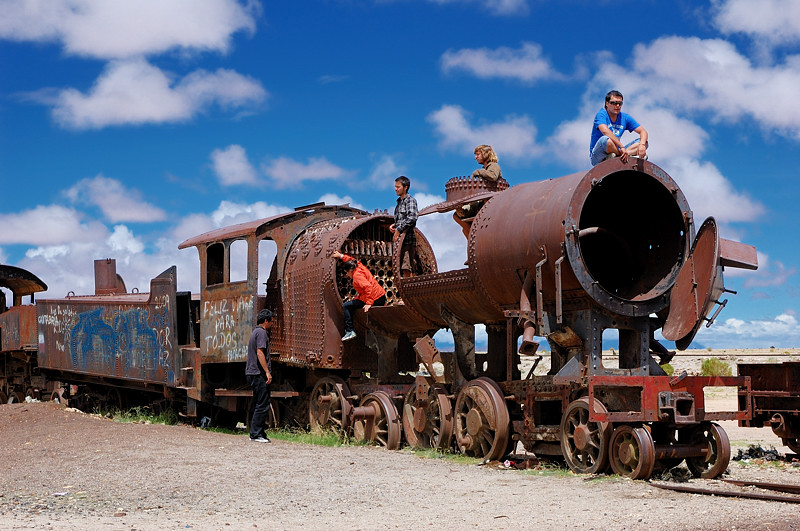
[
  {"xmin": 65, "ymin": 174, "xmax": 167, "ymax": 223},
  {"xmin": 367, "ymin": 154, "xmax": 405, "ymax": 189},
  {"xmin": 49, "ymin": 59, "xmax": 266, "ymax": 129},
  {"xmin": 712, "ymin": 0, "xmax": 800, "ymax": 47},
  {"xmin": 427, "ymin": 104, "xmax": 540, "ymax": 159},
  {"xmin": 614, "ymin": 37, "xmax": 800, "ymax": 139},
  {"xmin": 171, "ymin": 200, "xmax": 290, "ymax": 243},
  {"xmin": 0, "ymin": 0, "xmax": 259, "ymax": 60},
  {"xmin": 441, "ymin": 42, "xmax": 563, "ymax": 83},
  {"xmin": 0, "ymin": 205, "xmax": 108, "ymax": 245},
  {"xmin": 261, "ymin": 156, "xmax": 351, "ymax": 189},
  {"xmin": 211, "ymin": 144, "xmax": 259, "ymax": 186},
  {"xmin": 659, "ymin": 158, "xmax": 765, "ymax": 226},
  {"xmin": 693, "ymin": 311, "xmax": 800, "ymax": 348}
]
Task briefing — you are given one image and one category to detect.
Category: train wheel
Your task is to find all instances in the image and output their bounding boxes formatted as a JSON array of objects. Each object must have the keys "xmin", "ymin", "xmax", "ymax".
[
  {"xmin": 50, "ymin": 388, "xmax": 67, "ymax": 406},
  {"xmin": 0, "ymin": 391, "xmax": 7, "ymax": 404},
  {"xmin": 784, "ymin": 438, "xmax": 800, "ymax": 455},
  {"xmin": 608, "ymin": 425, "xmax": 656, "ymax": 480},
  {"xmin": 7, "ymin": 391, "xmax": 24, "ymax": 404},
  {"xmin": 353, "ymin": 391, "xmax": 401, "ymax": 450},
  {"xmin": 402, "ymin": 384, "xmax": 453, "ymax": 450},
  {"xmin": 686, "ymin": 422, "xmax": 730, "ymax": 479},
  {"xmin": 560, "ymin": 397, "xmax": 611, "ymax": 474},
  {"xmin": 309, "ymin": 376, "xmax": 352, "ymax": 436},
  {"xmin": 454, "ymin": 377, "xmax": 510, "ymax": 461}
]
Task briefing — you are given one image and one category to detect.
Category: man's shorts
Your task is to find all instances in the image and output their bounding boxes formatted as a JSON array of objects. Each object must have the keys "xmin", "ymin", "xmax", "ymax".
[{"xmin": 590, "ymin": 137, "xmax": 643, "ymax": 167}]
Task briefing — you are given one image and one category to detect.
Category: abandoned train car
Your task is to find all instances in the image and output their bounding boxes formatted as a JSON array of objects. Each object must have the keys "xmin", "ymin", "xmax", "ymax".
[{"xmin": 1, "ymin": 157, "xmax": 777, "ymax": 481}]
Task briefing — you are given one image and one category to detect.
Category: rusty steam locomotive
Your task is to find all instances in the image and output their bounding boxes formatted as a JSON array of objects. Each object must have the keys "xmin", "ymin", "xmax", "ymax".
[{"xmin": 3, "ymin": 157, "xmax": 791, "ymax": 481}]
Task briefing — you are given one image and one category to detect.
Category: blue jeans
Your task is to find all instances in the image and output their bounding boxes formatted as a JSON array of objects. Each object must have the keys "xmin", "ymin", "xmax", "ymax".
[
  {"xmin": 343, "ymin": 295, "xmax": 386, "ymax": 333},
  {"xmin": 247, "ymin": 373, "xmax": 271, "ymax": 439},
  {"xmin": 590, "ymin": 136, "xmax": 646, "ymax": 166}
]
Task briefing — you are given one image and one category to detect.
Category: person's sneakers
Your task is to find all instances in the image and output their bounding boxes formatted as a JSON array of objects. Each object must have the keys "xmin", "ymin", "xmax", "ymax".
[
  {"xmin": 250, "ymin": 436, "xmax": 270, "ymax": 443},
  {"xmin": 342, "ymin": 330, "xmax": 356, "ymax": 341}
]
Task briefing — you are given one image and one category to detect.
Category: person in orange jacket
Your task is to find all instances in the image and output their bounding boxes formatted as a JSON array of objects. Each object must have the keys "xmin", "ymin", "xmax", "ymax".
[{"xmin": 332, "ymin": 251, "xmax": 387, "ymax": 341}]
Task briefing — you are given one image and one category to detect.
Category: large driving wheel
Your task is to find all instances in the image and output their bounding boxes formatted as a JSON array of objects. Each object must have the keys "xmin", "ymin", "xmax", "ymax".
[
  {"xmin": 309, "ymin": 376, "xmax": 352, "ymax": 436},
  {"xmin": 686, "ymin": 422, "xmax": 730, "ymax": 479},
  {"xmin": 608, "ymin": 425, "xmax": 656, "ymax": 480},
  {"xmin": 454, "ymin": 377, "xmax": 510, "ymax": 461},
  {"xmin": 353, "ymin": 391, "xmax": 402, "ymax": 450},
  {"xmin": 560, "ymin": 397, "xmax": 611, "ymax": 474},
  {"xmin": 402, "ymin": 383, "xmax": 454, "ymax": 450}
]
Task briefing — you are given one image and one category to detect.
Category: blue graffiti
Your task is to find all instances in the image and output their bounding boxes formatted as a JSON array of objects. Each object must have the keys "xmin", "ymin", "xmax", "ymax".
[
  {"xmin": 69, "ymin": 306, "xmax": 167, "ymax": 381},
  {"xmin": 114, "ymin": 308, "xmax": 160, "ymax": 373},
  {"xmin": 70, "ymin": 308, "xmax": 114, "ymax": 374}
]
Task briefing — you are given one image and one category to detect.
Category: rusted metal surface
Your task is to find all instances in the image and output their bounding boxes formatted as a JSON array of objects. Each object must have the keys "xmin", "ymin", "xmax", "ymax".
[
  {"xmin": 0, "ymin": 305, "xmax": 38, "ymax": 353},
  {"xmin": 738, "ymin": 362, "xmax": 800, "ymax": 449},
  {"xmin": 588, "ymin": 375, "xmax": 751, "ymax": 423},
  {"xmin": 36, "ymin": 264, "xmax": 180, "ymax": 385},
  {"xmin": 651, "ymin": 481, "xmax": 800, "ymax": 504},
  {"xmin": 0, "ymin": 264, "xmax": 47, "ymax": 306}
]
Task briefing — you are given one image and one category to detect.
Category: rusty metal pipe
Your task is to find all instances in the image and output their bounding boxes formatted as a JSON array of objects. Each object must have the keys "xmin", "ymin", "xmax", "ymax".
[
  {"xmin": 653, "ymin": 443, "xmax": 708, "ymax": 460},
  {"xmin": 518, "ymin": 270, "xmax": 538, "ymax": 355}
]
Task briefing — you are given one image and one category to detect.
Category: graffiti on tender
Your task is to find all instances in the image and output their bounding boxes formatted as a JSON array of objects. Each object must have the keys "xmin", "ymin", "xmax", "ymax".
[
  {"xmin": 203, "ymin": 295, "xmax": 254, "ymax": 361},
  {"xmin": 69, "ymin": 308, "xmax": 114, "ymax": 374},
  {"xmin": 39, "ymin": 302, "xmax": 172, "ymax": 381},
  {"xmin": 113, "ymin": 308, "xmax": 160, "ymax": 372}
]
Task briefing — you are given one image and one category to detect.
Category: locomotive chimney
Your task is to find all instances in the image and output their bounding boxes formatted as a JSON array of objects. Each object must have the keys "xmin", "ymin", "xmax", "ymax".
[{"xmin": 94, "ymin": 259, "xmax": 126, "ymax": 295}]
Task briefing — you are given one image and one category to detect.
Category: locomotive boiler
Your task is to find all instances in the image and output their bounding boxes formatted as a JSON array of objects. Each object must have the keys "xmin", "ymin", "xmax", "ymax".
[{"xmin": 1, "ymin": 157, "xmax": 765, "ymax": 481}]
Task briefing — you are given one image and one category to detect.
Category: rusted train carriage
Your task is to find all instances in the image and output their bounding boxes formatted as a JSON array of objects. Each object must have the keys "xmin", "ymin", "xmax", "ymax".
[
  {"xmin": 738, "ymin": 361, "xmax": 800, "ymax": 454},
  {"xmin": 34, "ymin": 259, "xmax": 198, "ymax": 411},
  {"xmin": 0, "ymin": 265, "xmax": 48, "ymax": 403}
]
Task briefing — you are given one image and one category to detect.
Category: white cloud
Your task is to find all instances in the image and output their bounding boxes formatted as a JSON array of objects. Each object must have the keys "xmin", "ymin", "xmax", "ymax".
[
  {"xmin": 261, "ymin": 156, "xmax": 351, "ymax": 189},
  {"xmin": 441, "ymin": 42, "xmax": 563, "ymax": 83},
  {"xmin": 417, "ymin": 210, "xmax": 468, "ymax": 273},
  {"xmin": 742, "ymin": 254, "xmax": 796, "ymax": 289},
  {"xmin": 427, "ymin": 104, "xmax": 540, "ymax": 159},
  {"xmin": 659, "ymin": 158, "xmax": 765, "ymax": 226},
  {"xmin": 0, "ymin": 0, "xmax": 259, "ymax": 60},
  {"xmin": 317, "ymin": 194, "xmax": 366, "ymax": 211},
  {"xmin": 171, "ymin": 200, "xmax": 289, "ymax": 243},
  {"xmin": 693, "ymin": 312, "xmax": 800, "ymax": 348},
  {"xmin": 0, "ymin": 205, "xmax": 108, "ymax": 245},
  {"xmin": 211, "ymin": 144, "xmax": 259, "ymax": 186},
  {"xmin": 107, "ymin": 225, "xmax": 145, "ymax": 255},
  {"xmin": 424, "ymin": 0, "xmax": 528, "ymax": 16},
  {"xmin": 616, "ymin": 37, "xmax": 800, "ymax": 139},
  {"xmin": 65, "ymin": 174, "xmax": 167, "ymax": 223},
  {"xmin": 50, "ymin": 59, "xmax": 266, "ymax": 129},
  {"xmin": 367, "ymin": 154, "xmax": 405, "ymax": 189},
  {"xmin": 713, "ymin": 0, "xmax": 800, "ymax": 47}
]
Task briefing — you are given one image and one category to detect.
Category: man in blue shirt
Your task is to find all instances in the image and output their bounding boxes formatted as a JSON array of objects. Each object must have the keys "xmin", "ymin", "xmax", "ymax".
[{"xmin": 589, "ymin": 90, "xmax": 649, "ymax": 166}]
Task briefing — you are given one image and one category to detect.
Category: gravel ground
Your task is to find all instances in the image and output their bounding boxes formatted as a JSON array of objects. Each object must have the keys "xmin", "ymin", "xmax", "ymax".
[{"xmin": 2, "ymin": 401, "xmax": 800, "ymax": 531}]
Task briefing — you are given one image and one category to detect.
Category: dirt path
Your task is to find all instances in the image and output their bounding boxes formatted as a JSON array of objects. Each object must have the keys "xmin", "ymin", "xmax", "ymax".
[{"xmin": 1, "ymin": 402, "xmax": 799, "ymax": 530}]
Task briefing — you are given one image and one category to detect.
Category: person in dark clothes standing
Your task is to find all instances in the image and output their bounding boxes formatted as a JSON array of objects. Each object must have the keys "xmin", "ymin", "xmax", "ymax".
[{"xmin": 246, "ymin": 308, "xmax": 274, "ymax": 443}]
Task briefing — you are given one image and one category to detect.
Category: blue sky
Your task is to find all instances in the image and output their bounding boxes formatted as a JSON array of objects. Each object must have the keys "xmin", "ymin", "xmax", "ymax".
[{"xmin": 1, "ymin": 0, "xmax": 799, "ymax": 349}]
